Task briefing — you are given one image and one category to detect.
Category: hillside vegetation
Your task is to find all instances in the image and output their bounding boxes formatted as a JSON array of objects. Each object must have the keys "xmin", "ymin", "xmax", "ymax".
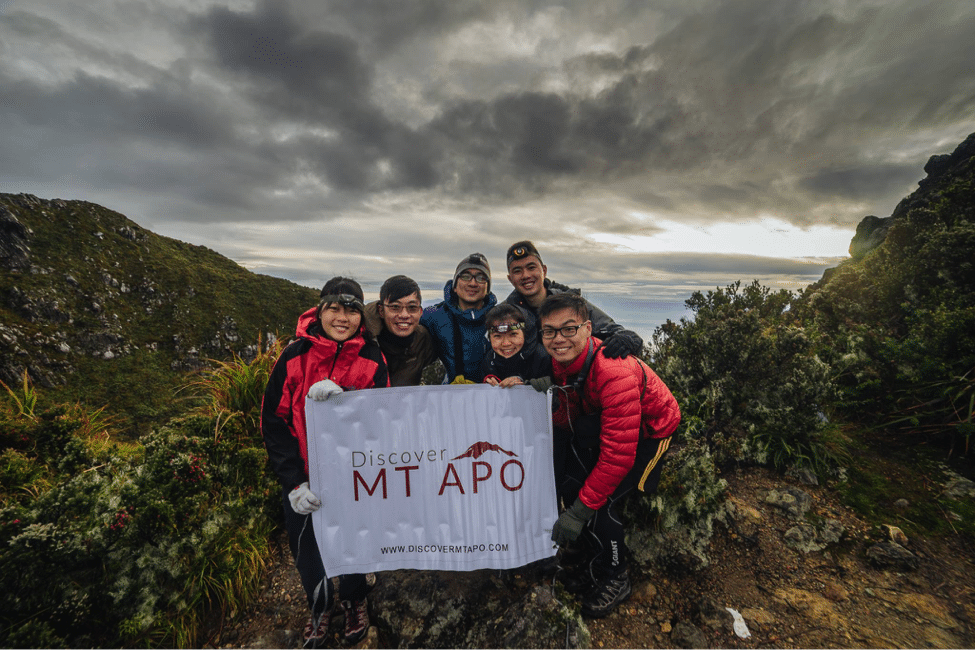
[
  {"xmin": 0, "ymin": 193, "xmax": 318, "ymax": 434},
  {"xmin": 1, "ymin": 133, "xmax": 974, "ymax": 647}
]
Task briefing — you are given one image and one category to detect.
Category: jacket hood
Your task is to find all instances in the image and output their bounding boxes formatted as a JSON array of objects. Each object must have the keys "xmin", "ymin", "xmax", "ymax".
[
  {"xmin": 295, "ymin": 304, "xmax": 366, "ymax": 342},
  {"xmin": 363, "ymin": 301, "xmax": 384, "ymax": 338}
]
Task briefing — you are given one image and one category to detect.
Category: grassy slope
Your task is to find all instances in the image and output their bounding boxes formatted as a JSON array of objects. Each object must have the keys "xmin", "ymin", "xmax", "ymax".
[{"xmin": 0, "ymin": 194, "xmax": 318, "ymax": 435}]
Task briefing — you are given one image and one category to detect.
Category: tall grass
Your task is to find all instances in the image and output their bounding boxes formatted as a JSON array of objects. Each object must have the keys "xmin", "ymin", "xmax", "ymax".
[
  {"xmin": 186, "ymin": 334, "xmax": 285, "ymax": 439},
  {"xmin": 1, "ymin": 368, "xmax": 39, "ymax": 419},
  {"xmin": 1, "ymin": 338, "xmax": 283, "ymax": 647}
]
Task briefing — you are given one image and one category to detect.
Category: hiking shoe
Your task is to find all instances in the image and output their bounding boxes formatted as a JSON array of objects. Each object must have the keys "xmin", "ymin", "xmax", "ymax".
[
  {"xmin": 303, "ymin": 613, "xmax": 328, "ymax": 647},
  {"xmin": 581, "ymin": 570, "xmax": 631, "ymax": 618},
  {"xmin": 555, "ymin": 565, "xmax": 595, "ymax": 595},
  {"xmin": 341, "ymin": 597, "xmax": 369, "ymax": 644}
]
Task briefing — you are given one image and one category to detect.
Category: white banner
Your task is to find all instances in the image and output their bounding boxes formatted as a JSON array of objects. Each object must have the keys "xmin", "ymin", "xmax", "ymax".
[{"xmin": 305, "ymin": 384, "xmax": 557, "ymax": 575}]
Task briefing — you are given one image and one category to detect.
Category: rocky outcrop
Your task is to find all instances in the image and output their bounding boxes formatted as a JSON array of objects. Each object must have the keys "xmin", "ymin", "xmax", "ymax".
[
  {"xmin": 0, "ymin": 205, "xmax": 31, "ymax": 272},
  {"xmin": 849, "ymin": 214, "xmax": 893, "ymax": 260},
  {"xmin": 369, "ymin": 564, "xmax": 588, "ymax": 648},
  {"xmin": 845, "ymin": 132, "xmax": 975, "ymax": 261}
]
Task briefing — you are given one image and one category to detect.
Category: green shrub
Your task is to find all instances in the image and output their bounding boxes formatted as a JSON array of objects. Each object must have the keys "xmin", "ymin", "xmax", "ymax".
[
  {"xmin": 625, "ymin": 434, "xmax": 729, "ymax": 569},
  {"xmin": 796, "ymin": 213, "xmax": 975, "ymax": 457},
  {"xmin": 650, "ymin": 280, "xmax": 838, "ymax": 474},
  {"xmin": 0, "ymin": 347, "xmax": 280, "ymax": 647}
]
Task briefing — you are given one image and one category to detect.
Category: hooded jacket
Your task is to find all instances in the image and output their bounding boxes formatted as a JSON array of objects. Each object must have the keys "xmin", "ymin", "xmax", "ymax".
[
  {"xmin": 261, "ymin": 305, "xmax": 390, "ymax": 491},
  {"xmin": 551, "ymin": 336, "xmax": 680, "ymax": 510},
  {"xmin": 363, "ymin": 301, "xmax": 438, "ymax": 386},
  {"xmin": 480, "ymin": 304, "xmax": 551, "ymax": 383},
  {"xmin": 480, "ymin": 344, "xmax": 552, "ymax": 384},
  {"xmin": 420, "ymin": 280, "xmax": 497, "ymax": 382}
]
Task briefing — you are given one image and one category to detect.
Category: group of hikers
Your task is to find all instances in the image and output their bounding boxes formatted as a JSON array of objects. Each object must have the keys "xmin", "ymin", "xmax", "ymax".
[{"xmin": 260, "ymin": 240, "xmax": 681, "ymax": 645}]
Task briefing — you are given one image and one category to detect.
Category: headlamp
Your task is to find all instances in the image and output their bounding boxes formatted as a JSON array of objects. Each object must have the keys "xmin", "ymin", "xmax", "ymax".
[
  {"xmin": 489, "ymin": 322, "xmax": 526, "ymax": 334},
  {"xmin": 319, "ymin": 293, "xmax": 365, "ymax": 312}
]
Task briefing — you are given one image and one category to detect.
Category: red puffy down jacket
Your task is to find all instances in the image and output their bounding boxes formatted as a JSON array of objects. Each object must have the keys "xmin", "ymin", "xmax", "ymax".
[{"xmin": 552, "ymin": 337, "xmax": 680, "ymax": 509}]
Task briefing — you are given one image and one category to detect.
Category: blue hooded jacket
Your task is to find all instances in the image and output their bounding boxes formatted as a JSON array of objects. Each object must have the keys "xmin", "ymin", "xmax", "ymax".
[{"xmin": 420, "ymin": 280, "xmax": 497, "ymax": 382}]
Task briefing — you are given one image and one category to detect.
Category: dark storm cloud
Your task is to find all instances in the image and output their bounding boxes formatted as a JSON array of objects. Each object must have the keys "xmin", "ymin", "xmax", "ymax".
[
  {"xmin": 799, "ymin": 164, "xmax": 924, "ymax": 201},
  {"xmin": 2, "ymin": 0, "xmax": 974, "ymax": 247},
  {"xmin": 205, "ymin": 2, "xmax": 373, "ymax": 110},
  {"xmin": 418, "ymin": 0, "xmax": 974, "ymax": 218},
  {"xmin": 301, "ymin": 0, "xmax": 489, "ymax": 53},
  {"xmin": 200, "ymin": 0, "xmax": 440, "ymax": 193}
]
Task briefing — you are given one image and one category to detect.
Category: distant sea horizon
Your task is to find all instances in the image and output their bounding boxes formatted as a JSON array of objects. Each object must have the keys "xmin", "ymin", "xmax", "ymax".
[{"xmin": 353, "ymin": 269, "xmax": 835, "ymax": 349}]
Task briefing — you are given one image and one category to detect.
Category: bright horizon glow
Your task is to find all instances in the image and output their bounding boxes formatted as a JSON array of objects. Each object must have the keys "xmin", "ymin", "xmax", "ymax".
[{"xmin": 592, "ymin": 216, "xmax": 854, "ymax": 259}]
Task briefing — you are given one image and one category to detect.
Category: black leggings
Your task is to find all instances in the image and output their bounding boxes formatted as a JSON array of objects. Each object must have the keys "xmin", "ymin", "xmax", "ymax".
[
  {"xmin": 281, "ymin": 488, "xmax": 370, "ymax": 616},
  {"xmin": 557, "ymin": 436, "xmax": 671, "ymax": 579}
]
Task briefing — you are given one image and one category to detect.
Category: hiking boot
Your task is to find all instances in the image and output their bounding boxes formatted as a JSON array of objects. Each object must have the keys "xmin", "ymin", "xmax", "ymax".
[
  {"xmin": 341, "ymin": 597, "xmax": 369, "ymax": 644},
  {"xmin": 303, "ymin": 613, "xmax": 328, "ymax": 647},
  {"xmin": 555, "ymin": 565, "xmax": 595, "ymax": 595},
  {"xmin": 581, "ymin": 570, "xmax": 631, "ymax": 618}
]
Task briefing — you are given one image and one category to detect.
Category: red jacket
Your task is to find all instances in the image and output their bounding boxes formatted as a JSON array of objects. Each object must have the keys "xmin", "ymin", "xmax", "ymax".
[
  {"xmin": 261, "ymin": 306, "xmax": 390, "ymax": 491},
  {"xmin": 552, "ymin": 337, "xmax": 680, "ymax": 509}
]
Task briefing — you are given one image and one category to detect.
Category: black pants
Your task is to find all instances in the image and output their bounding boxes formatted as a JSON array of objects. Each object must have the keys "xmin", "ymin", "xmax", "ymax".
[
  {"xmin": 281, "ymin": 488, "xmax": 371, "ymax": 616},
  {"xmin": 556, "ymin": 435, "xmax": 671, "ymax": 579}
]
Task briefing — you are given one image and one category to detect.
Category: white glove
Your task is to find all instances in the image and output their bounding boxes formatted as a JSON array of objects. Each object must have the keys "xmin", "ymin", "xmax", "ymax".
[
  {"xmin": 307, "ymin": 379, "xmax": 343, "ymax": 401},
  {"xmin": 289, "ymin": 482, "xmax": 321, "ymax": 515}
]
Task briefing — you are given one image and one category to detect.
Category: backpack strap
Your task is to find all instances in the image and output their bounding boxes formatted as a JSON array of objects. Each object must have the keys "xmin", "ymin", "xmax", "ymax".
[
  {"xmin": 571, "ymin": 338, "xmax": 597, "ymax": 394},
  {"xmin": 450, "ymin": 310, "xmax": 465, "ymax": 380}
]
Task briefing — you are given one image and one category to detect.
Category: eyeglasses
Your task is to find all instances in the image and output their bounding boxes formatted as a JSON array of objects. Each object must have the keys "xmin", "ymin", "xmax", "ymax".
[
  {"xmin": 457, "ymin": 272, "xmax": 489, "ymax": 284},
  {"xmin": 383, "ymin": 303, "xmax": 422, "ymax": 315},
  {"xmin": 540, "ymin": 321, "xmax": 589, "ymax": 340}
]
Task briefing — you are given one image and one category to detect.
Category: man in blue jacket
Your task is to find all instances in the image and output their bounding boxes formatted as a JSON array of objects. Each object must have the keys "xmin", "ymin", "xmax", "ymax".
[{"xmin": 420, "ymin": 252, "xmax": 497, "ymax": 382}]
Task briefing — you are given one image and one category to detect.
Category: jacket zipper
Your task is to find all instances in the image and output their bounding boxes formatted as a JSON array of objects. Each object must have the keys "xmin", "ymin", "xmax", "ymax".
[{"xmin": 327, "ymin": 341, "xmax": 343, "ymax": 379}]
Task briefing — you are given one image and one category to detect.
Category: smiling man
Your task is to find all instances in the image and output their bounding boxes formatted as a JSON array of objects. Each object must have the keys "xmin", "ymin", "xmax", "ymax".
[
  {"xmin": 504, "ymin": 240, "xmax": 644, "ymax": 359},
  {"xmin": 420, "ymin": 252, "xmax": 497, "ymax": 382},
  {"xmin": 364, "ymin": 275, "xmax": 438, "ymax": 386},
  {"xmin": 538, "ymin": 291, "xmax": 680, "ymax": 618}
]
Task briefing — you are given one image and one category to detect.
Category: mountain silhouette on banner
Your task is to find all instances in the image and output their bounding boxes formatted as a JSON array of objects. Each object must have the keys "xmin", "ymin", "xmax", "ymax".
[{"xmin": 451, "ymin": 441, "xmax": 518, "ymax": 460}]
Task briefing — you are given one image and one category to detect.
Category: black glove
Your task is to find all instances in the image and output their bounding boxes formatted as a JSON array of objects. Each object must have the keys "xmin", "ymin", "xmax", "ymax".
[
  {"xmin": 551, "ymin": 498, "xmax": 597, "ymax": 546},
  {"xmin": 600, "ymin": 329, "xmax": 643, "ymax": 359},
  {"xmin": 529, "ymin": 376, "xmax": 554, "ymax": 392}
]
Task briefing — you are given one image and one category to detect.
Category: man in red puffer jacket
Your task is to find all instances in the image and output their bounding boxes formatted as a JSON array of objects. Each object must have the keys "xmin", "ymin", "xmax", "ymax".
[{"xmin": 536, "ymin": 291, "xmax": 680, "ymax": 618}]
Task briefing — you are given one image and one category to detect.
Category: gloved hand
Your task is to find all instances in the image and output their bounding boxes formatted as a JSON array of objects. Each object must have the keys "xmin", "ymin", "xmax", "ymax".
[
  {"xmin": 551, "ymin": 498, "xmax": 597, "ymax": 546},
  {"xmin": 450, "ymin": 375, "xmax": 476, "ymax": 385},
  {"xmin": 308, "ymin": 379, "xmax": 343, "ymax": 401},
  {"xmin": 529, "ymin": 376, "xmax": 554, "ymax": 393},
  {"xmin": 601, "ymin": 329, "xmax": 643, "ymax": 359},
  {"xmin": 289, "ymin": 482, "xmax": 322, "ymax": 515}
]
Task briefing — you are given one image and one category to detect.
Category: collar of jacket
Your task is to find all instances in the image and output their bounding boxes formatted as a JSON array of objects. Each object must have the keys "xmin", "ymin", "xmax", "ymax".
[
  {"xmin": 440, "ymin": 279, "xmax": 497, "ymax": 318},
  {"xmin": 295, "ymin": 305, "xmax": 367, "ymax": 353},
  {"xmin": 553, "ymin": 336, "xmax": 602, "ymax": 382}
]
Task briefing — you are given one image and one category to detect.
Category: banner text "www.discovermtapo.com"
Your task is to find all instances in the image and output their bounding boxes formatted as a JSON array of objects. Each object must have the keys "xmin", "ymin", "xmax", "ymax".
[{"xmin": 380, "ymin": 544, "xmax": 510, "ymax": 554}]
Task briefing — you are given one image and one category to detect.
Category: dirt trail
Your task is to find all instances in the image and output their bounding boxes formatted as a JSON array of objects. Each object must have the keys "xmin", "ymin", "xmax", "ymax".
[{"xmin": 210, "ymin": 465, "xmax": 975, "ymax": 649}]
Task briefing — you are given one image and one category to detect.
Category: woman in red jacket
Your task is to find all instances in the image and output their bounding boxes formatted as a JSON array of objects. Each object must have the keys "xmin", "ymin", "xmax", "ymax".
[{"xmin": 261, "ymin": 277, "xmax": 389, "ymax": 646}]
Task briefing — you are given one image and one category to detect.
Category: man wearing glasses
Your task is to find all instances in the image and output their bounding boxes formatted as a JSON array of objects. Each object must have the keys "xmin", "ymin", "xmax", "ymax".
[
  {"xmin": 364, "ymin": 275, "xmax": 438, "ymax": 386},
  {"xmin": 421, "ymin": 252, "xmax": 497, "ymax": 382},
  {"xmin": 538, "ymin": 292, "xmax": 680, "ymax": 618},
  {"xmin": 504, "ymin": 240, "xmax": 644, "ymax": 359}
]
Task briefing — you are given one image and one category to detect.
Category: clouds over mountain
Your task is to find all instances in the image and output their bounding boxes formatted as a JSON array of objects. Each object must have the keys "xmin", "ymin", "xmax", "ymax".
[{"xmin": 1, "ymin": 0, "xmax": 973, "ymax": 298}]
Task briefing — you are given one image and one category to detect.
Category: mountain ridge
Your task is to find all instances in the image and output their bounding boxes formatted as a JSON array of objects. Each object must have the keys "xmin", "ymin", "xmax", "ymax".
[{"xmin": 0, "ymin": 192, "xmax": 318, "ymax": 433}]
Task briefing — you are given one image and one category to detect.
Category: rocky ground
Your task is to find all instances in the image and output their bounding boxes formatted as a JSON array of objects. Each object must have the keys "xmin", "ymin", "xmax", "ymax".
[{"xmin": 206, "ymin": 461, "xmax": 975, "ymax": 649}]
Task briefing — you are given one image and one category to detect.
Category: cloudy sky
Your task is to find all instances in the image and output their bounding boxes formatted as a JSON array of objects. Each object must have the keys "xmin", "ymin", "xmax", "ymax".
[{"xmin": 2, "ymin": 1, "xmax": 974, "ymax": 336}]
